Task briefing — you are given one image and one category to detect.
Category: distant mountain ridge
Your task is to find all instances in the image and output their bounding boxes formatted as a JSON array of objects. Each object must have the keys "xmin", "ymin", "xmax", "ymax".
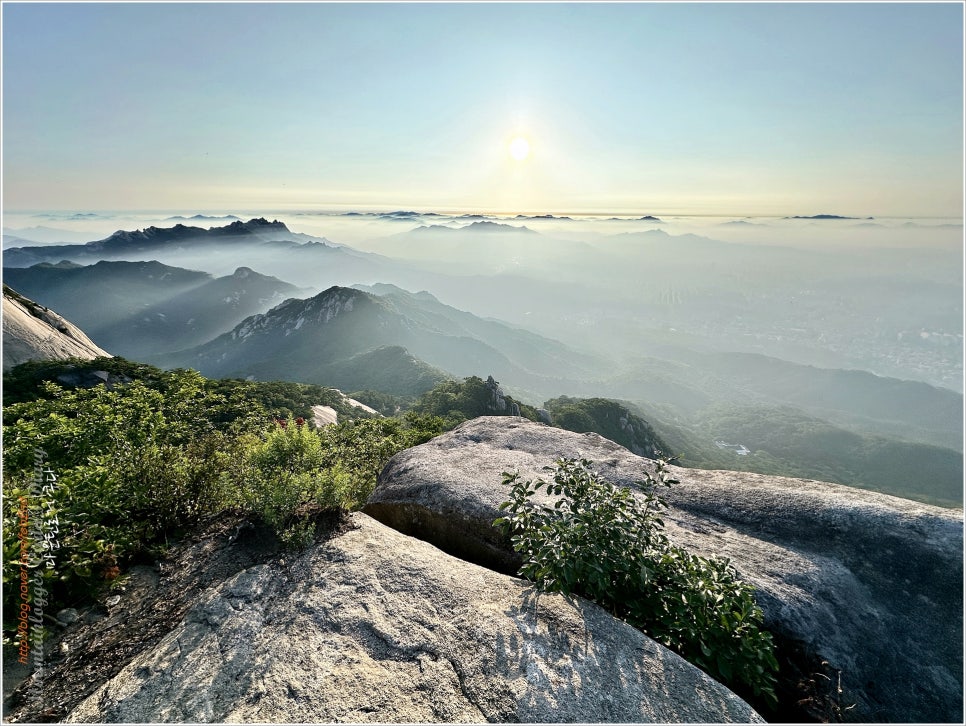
[
  {"xmin": 3, "ymin": 218, "xmax": 291, "ymax": 265},
  {"xmin": 2, "ymin": 217, "xmax": 402, "ymax": 290},
  {"xmin": 412, "ymin": 221, "xmax": 536, "ymax": 234},
  {"xmin": 3, "ymin": 260, "xmax": 303, "ymax": 360},
  {"xmin": 161, "ymin": 284, "xmax": 605, "ymax": 396},
  {"xmin": 162, "ymin": 214, "xmax": 241, "ymax": 222},
  {"xmin": 603, "ymin": 349, "xmax": 963, "ymax": 452}
]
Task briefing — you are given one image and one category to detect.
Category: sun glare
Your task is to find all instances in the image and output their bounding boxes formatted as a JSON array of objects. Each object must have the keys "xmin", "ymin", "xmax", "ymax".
[{"xmin": 509, "ymin": 136, "xmax": 530, "ymax": 161}]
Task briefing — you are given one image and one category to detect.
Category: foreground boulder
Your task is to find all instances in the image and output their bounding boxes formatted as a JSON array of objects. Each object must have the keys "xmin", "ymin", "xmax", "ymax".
[
  {"xmin": 67, "ymin": 513, "xmax": 761, "ymax": 723},
  {"xmin": 365, "ymin": 416, "xmax": 964, "ymax": 723}
]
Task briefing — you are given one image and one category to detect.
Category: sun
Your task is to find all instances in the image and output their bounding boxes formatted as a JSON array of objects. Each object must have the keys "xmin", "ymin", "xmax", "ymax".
[{"xmin": 509, "ymin": 136, "xmax": 530, "ymax": 161}]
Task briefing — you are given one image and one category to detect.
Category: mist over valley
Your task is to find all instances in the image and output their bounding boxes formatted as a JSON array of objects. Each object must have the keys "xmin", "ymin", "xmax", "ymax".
[
  {"xmin": 3, "ymin": 4, "xmax": 963, "ymax": 722},
  {"xmin": 4, "ymin": 211, "xmax": 962, "ymax": 506}
]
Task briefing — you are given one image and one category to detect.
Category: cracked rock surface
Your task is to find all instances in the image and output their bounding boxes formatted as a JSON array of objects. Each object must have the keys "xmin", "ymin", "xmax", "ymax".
[
  {"xmin": 365, "ymin": 416, "xmax": 964, "ymax": 723},
  {"xmin": 67, "ymin": 513, "xmax": 762, "ymax": 723}
]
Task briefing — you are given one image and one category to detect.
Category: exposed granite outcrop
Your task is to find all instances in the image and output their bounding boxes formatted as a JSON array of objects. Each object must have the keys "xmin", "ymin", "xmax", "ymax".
[
  {"xmin": 66, "ymin": 514, "xmax": 761, "ymax": 723},
  {"xmin": 365, "ymin": 416, "xmax": 964, "ymax": 723},
  {"xmin": 2, "ymin": 285, "xmax": 110, "ymax": 369}
]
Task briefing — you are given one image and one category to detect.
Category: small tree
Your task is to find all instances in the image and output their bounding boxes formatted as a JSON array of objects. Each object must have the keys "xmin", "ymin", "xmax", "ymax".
[{"xmin": 495, "ymin": 458, "xmax": 778, "ymax": 705}]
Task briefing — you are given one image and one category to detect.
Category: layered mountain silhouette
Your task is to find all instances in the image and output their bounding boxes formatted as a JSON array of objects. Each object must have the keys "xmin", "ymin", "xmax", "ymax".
[
  {"xmin": 349, "ymin": 220, "xmax": 599, "ymax": 277},
  {"xmin": 2, "ymin": 218, "xmax": 397, "ymax": 289},
  {"xmin": 4, "ymin": 261, "xmax": 302, "ymax": 360},
  {"xmin": 160, "ymin": 285, "xmax": 605, "ymax": 396},
  {"xmin": 4, "ymin": 218, "xmax": 287, "ymax": 265},
  {"xmin": 2, "ymin": 215, "xmax": 959, "ymax": 506}
]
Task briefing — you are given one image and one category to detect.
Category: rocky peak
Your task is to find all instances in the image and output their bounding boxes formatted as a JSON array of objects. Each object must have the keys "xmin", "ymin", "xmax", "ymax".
[
  {"xmin": 216, "ymin": 217, "xmax": 289, "ymax": 235},
  {"xmin": 230, "ymin": 286, "xmax": 368, "ymax": 341},
  {"xmin": 484, "ymin": 375, "xmax": 520, "ymax": 416}
]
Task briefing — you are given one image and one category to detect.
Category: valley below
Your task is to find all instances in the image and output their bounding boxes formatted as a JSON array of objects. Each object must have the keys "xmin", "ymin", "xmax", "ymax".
[
  {"xmin": 2, "ymin": 210, "xmax": 963, "ymax": 724},
  {"xmin": 4, "ymin": 5, "xmax": 962, "ymax": 723},
  {"xmin": 4, "ymin": 211, "xmax": 962, "ymax": 506}
]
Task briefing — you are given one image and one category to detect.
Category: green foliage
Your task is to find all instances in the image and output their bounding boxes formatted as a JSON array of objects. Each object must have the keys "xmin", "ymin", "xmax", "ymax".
[
  {"xmin": 209, "ymin": 378, "xmax": 379, "ymax": 423},
  {"xmin": 233, "ymin": 422, "xmax": 343, "ymax": 547},
  {"xmin": 348, "ymin": 389, "xmax": 413, "ymax": 417},
  {"xmin": 3, "ymin": 356, "xmax": 381, "ymax": 426},
  {"xmin": 409, "ymin": 375, "xmax": 541, "ymax": 426},
  {"xmin": 648, "ymin": 402, "xmax": 963, "ymax": 507},
  {"xmin": 1, "ymin": 355, "xmax": 454, "ymax": 630},
  {"xmin": 1, "ymin": 369, "xmax": 255, "ymax": 623},
  {"xmin": 231, "ymin": 415, "xmax": 443, "ymax": 548},
  {"xmin": 495, "ymin": 458, "xmax": 778, "ymax": 704},
  {"xmin": 2, "ymin": 356, "xmax": 168, "ymax": 405},
  {"xmin": 543, "ymin": 396, "xmax": 669, "ymax": 458}
]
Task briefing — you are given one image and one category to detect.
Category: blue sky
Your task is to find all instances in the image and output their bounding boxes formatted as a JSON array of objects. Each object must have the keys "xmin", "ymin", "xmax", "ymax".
[{"xmin": 2, "ymin": 2, "xmax": 962, "ymax": 216}]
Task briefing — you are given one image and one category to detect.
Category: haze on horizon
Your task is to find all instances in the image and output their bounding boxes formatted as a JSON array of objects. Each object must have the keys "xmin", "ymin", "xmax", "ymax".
[{"xmin": 2, "ymin": 2, "xmax": 963, "ymax": 218}]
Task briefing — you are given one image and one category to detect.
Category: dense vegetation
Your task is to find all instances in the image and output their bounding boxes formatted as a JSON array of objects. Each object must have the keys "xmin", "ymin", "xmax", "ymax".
[
  {"xmin": 4, "ymin": 363, "xmax": 635, "ymax": 633},
  {"xmin": 542, "ymin": 396, "xmax": 668, "ymax": 458},
  {"xmin": 1, "ymin": 359, "xmax": 444, "ymax": 634},
  {"xmin": 2, "ymin": 357, "xmax": 377, "ymax": 422},
  {"xmin": 408, "ymin": 375, "xmax": 542, "ymax": 427},
  {"xmin": 640, "ymin": 401, "xmax": 963, "ymax": 507},
  {"xmin": 495, "ymin": 458, "xmax": 778, "ymax": 706}
]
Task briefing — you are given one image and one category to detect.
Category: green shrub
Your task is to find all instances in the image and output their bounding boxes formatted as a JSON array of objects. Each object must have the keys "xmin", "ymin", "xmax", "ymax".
[
  {"xmin": 1, "ymin": 371, "xmax": 254, "ymax": 627},
  {"xmin": 234, "ymin": 421, "xmax": 347, "ymax": 546},
  {"xmin": 495, "ymin": 458, "xmax": 778, "ymax": 704},
  {"xmin": 1, "ymin": 363, "xmax": 451, "ymax": 633},
  {"xmin": 233, "ymin": 415, "xmax": 443, "ymax": 547},
  {"xmin": 409, "ymin": 376, "xmax": 541, "ymax": 426}
]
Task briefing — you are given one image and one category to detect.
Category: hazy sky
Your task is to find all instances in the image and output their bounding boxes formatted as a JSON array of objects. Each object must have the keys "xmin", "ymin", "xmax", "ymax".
[{"xmin": 2, "ymin": 2, "xmax": 963, "ymax": 216}]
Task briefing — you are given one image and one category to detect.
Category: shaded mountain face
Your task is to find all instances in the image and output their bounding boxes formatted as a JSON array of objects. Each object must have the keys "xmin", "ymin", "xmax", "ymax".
[
  {"xmin": 160, "ymin": 287, "xmax": 449, "ymax": 395},
  {"xmin": 274, "ymin": 345, "xmax": 450, "ymax": 397},
  {"xmin": 2, "ymin": 217, "xmax": 397, "ymax": 290},
  {"xmin": 3, "ymin": 261, "xmax": 302, "ymax": 360},
  {"xmin": 2, "ymin": 285, "xmax": 110, "ymax": 370},
  {"xmin": 4, "ymin": 260, "xmax": 210, "ymax": 325},
  {"xmin": 162, "ymin": 285, "xmax": 606, "ymax": 396},
  {"xmin": 354, "ymin": 283, "xmax": 605, "ymax": 383},
  {"xmin": 542, "ymin": 396, "xmax": 667, "ymax": 458}
]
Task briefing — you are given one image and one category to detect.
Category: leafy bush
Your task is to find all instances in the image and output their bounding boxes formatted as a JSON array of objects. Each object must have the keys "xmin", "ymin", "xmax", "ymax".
[
  {"xmin": 2, "ymin": 356, "xmax": 168, "ymax": 405},
  {"xmin": 409, "ymin": 375, "xmax": 541, "ymax": 425},
  {"xmin": 231, "ymin": 415, "xmax": 445, "ymax": 547},
  {"xmin": 542, "ymin": 396, "xmax": 669, "ymax": 458},
  {"xmin": 233, "ymin": 421, "xmax": 346, "ymax": 547},
  {"xmin": 2, "ymin": 360, "xmax": 452, "ymax": 633},
  {"xmin": 495, "ymin": 458, "xmax": 778, "ymax": 704},
  {"xmin": 1, "ymin": 370, "xmax": 256, "ymax": 625}
]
